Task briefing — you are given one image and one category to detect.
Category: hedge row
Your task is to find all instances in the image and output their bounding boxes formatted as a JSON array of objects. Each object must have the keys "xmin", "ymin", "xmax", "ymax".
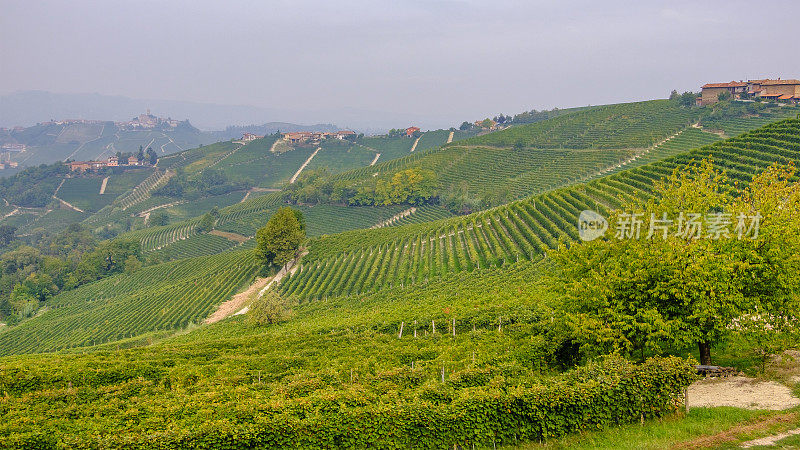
[{"xmin": 2, "ymin": 356, "xmax": 696, "ymax": 449}]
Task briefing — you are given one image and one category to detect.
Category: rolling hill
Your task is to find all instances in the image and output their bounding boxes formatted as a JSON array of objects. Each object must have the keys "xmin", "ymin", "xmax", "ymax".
[{"xmin": 1, "ymin": 98, "xmax": 799, "ymax": 448}]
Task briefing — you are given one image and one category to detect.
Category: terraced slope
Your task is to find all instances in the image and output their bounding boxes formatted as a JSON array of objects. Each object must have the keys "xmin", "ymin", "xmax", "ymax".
[
  {"xmin": 280, "ymin": 118, "xmax": 800, "ymax": 300},
  {"xmin": 461, "ymin": 100, "xmax": 703, "ymax": 149},
  {"xmin": 0, "ymin": 249, "xmax": 260, "ymax": 356},
  {"xmin": 120, "ymin": 191, "xmax": 411, "ymax": 262}
]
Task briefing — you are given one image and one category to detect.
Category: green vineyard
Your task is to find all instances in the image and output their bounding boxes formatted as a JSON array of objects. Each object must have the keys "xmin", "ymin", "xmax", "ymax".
[
  {"xmin": 461, "ymin": 99, "xmax": 704, "ymax": 149},
  {"xmin": 0, "ymin": 249, "xmax": 261, "ymax": 356},
  {"xmin": 281, "ymin": 118, "xmax": 800, "ymax": 300}
]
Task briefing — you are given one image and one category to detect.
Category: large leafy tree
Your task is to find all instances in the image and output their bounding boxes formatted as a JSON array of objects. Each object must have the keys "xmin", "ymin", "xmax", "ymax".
[
  {"xmin": 255, "ymin": 207, "xmax": 306, "ymax": 268},
  {"xmin": 550, "ymin": 161, "xmax": 800, "ymax": 365}
]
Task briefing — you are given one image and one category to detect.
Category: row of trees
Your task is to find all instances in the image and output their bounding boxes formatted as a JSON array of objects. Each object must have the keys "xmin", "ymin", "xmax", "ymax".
[
  {"xmin": 284, "ymin": 168, "xmax": 439, "ymax": 207},
  {"xmin": 669, "ymin": 89, "xmax": 699, "ymax": 107},
  {"xmin": 0, "ymin": 224, "xmax": 142, "ymax": 324}
]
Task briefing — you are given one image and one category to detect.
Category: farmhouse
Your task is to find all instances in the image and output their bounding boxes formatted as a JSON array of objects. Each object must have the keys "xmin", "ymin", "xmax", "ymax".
[
  {"xmin": 700, "ymin": 78, "xmax": 800, "ymax": 105},
  {"xmin": 68, "ymin": 161, "xmax": 106, "ymax": 172},
  {"xmin": 334, "ymin": 130, "xmax": 356, "ymax": 140},
  {"xmin": 699, "ymin": 81, "xmax": 747, "ymax": 105},
  {"xmin": 752, "ymin": 79, "xmax": 800, "ymax": 103},
  {"xmin": 405, "ymin": 126, "xmax": 420, "ymax": 137},
  {"xmin": 241, "ymin": 133, "xmax": 264, "ymax": 142},
  {"xmin": 283, "ymin": 132, "xmax": 313, "ymax": 144}
]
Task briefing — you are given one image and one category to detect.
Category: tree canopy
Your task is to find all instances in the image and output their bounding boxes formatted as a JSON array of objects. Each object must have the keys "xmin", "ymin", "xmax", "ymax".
[
  {"xmin": 549, "ymin": 161, "xmax": 800, "ymax": 365},
  {"xmin": 255, "ymin": 207, "xmax": 306, "ymax": 269}
]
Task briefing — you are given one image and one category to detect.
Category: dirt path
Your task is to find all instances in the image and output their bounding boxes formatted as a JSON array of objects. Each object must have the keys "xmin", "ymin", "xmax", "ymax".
[
  {"xmin": 410, "ymin": 137, "xmax": 420, "ymax": 152},
  {"xmin": 269, "ymin": 139, "xmax": 280, "ymax": 153},
  {"xmin": 203, "ymin": 277, "xmax": 273, "ymax": 325},
  {"xmin": 2, "ymin": 208, "xmax": 19, "ymax": 219},
  {"xmin": 54, "ymin": 178, "xmax": 66, "ymax": 196},
  {"xmin": 289, "ymin": 147, "xmax": 320, "ymax": 183},
  {"xmin": 206, "ymin": 254, "xmax": 304, "ymax": 324},
  {"xmin": 447, "ymin": 131, "xmax": 454, "ymax": 143},
  {"xmin": 371, "ymin": 207, "xmax": 416, "ymax": 229},
  {"xmin": 161, "ymin": 133, "xmax": 184, "ymax": 152},
  {"xmin": 54, "ymin": 197, "xmax": 85, "ymax": 213},
  {"xmin": 136, "ymin": 200, "xmax": 185, "ymax": 217},
  {"xmin": 688, "ymin": 376, "xmax": 800, "ymax": 410},
  {"xmin": 591, "ymin": 127, "xmax": 686, "ymax": 179},
  {"xmin": 370, "ymin": 153, "xmax": 381, "ymax": 166},
  {"xmin": 741, "ymin": 427, "xmax": 800, "ymax": 448},
  {"xmin": 99, "ymin": 176, "xmax": 109, "ymax": 194},
  {"xmin": 209, "ymin": 230, "xmax": 249, "ymax": 243},
  {"xmin": 64, "ymin": 123, "xmax": 105, "ymax": 161}
]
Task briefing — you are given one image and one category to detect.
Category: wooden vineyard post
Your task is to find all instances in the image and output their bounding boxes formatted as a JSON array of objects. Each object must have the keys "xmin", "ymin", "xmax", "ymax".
[
  {"xmin": 398, "ymin": 321, "xmax": 404, "ymax": 339},
  {"xmin": 432, "ymin": 320, "xmax": 436, "ymax": 334},
  {"xmin": 452, "ymin": 318, "xmax": 456, "ymax": 336},
  {"xmin": 684, "ymin": 387, "xmax": 689, "ymax": 413},
  {"xmin": 414, "ymin": 320, "xmax": 417, "ymax": 338},
  {"xmin": 498, "ymin": 316, "xmax": 502, "ymax": 332}
]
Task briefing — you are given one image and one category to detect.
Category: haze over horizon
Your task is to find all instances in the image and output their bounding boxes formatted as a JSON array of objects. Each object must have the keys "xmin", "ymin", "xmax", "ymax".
[{"xmin": 2, "ymin": 0, "xmax": 799, "ymax": 130}]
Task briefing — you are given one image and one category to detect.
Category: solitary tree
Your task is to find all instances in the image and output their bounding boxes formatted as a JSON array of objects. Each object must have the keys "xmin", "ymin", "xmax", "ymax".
[
  {"xmin": 255, "ymin": 207, "xmax": 306, "ymax": 268},
  {"xmin": 549, "ymin": 161, "xmax": 800, "ymax": 365}
]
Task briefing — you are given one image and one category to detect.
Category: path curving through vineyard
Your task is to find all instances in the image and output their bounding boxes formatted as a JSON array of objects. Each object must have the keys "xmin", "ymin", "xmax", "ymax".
[
  {"xmin": 290, "ymin": 147, "xmax": 320, "ymax": 183},
  {"xmin": 205, "ymin": 253, "xmax": 305, "ymax": 324}
]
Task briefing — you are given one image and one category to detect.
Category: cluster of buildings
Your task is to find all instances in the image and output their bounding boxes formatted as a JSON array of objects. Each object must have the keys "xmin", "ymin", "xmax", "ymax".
[
  {"xmin": 117, "ymin": 110, "xmax": 182, "ymax": 130},
  {"xmin": 35, "ymin": 111, "xmax": 181, "ymax": 131},
  {"xmin": 281, "ymin": 130, "xmax": 357, "ymax": 145},
  {"xmin": 67, "ymin": 155, "xmax": 150, "ymax": 172},
  {"xmin": 700, "ymin": 78, "xmax": 800, "ymax": 105},
  {"xmin": 404, "ymin": 127, "xmax": 420, "ymax": 137},
  {"xmin": 0, "ymin": 143, "xmax": 24, "ymax": 170}
]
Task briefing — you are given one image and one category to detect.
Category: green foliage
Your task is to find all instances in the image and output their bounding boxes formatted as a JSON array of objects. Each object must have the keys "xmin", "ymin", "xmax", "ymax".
[
  {"xmin": 149, "ymin": 210, "xmax": 169, "ymax": 227},
  {"xmin": 0, "ymin": 261, "xmax": 696, "ymax": 446},
  {"xmin": 462, "ymin": 100, "xmax": 702, "ymax": 150},
  {"xmin": 0, "ymin": 249, "xmax": 260, "ymax": 355},
  {"xmin": 255, "ymin": 207, "xmax": 306, "ymax": 268},
  {"xmin": 548, "ymin": 161, "xmax": 800, "ymax": 365},
  {"xmin": 0, "ymin": 162, "xmax": 69, "ymax": 207},
  {"xmin": 350, "ymin": 168, "xmax": 438, "ymax": 206},
  {"xmin": 247, "ymin": 290, "xmax": 294, "ymax": 326},
  {"xmin": 285, "ymin": 118, "xmax": 800, "ymax": 302},
  {"xmin": 153, "ymin": 168, "xmax": 251, "ymax": 200},
  {"xmin": 197, "ymin": 211, "xmax": 216, "ymax": 233}
]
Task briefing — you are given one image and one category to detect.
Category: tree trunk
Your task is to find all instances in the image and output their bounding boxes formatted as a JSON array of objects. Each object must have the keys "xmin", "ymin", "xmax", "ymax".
[{"xmin": 698, "ymin": 341, "xmax": 711, "ymax": 365}]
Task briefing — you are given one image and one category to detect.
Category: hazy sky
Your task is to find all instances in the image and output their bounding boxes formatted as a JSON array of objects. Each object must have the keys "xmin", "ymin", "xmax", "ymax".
[{"xmin": 2, "ymin": 0, "xmax": 799, "ymax": 126}]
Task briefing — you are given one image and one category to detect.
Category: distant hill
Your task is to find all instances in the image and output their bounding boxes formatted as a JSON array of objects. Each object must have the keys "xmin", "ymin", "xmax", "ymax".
[
  {"xmin": 0, "ymin": 90, "xmax": 448, "ymax": 131},
  {"xmin": 212, "ymin": 123, "xmax": 341, "ymax": 141},
  {"xmin": 0, "ymin": 119, "xmax": 216, "ymax": 168}
]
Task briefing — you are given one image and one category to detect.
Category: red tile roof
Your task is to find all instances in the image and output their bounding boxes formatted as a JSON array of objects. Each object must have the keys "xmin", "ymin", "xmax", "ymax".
[
  {"xmin": 778, "ymin": 94, "xmax": 794, "ymax": 100},
  {"xmin": 702, "ymin": 81, "xmax": 747, "ymax": 89},
  {"xmin": 761, "ymin": 79, "xmax": 800, "ymax": 86}
]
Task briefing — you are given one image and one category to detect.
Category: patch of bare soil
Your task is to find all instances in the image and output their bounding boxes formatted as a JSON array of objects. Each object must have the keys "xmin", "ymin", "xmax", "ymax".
[
  {"xmin": 688, "ymin": 376, "xmax": 800, "ymax": 410},
  {"xmin": 674, "ymin": 412, "xmax": 798, "ymax": 449},
  {"xmin": 740, "ymin": 427, "xmax": 800, "ymax": 448},
  {"xmin": 209, "ymin": 230, "xmax": 249, "ymax": 243},
  {"xmin": 203, "ymin": 277, "xmax": 271, "ymax": 324}
]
